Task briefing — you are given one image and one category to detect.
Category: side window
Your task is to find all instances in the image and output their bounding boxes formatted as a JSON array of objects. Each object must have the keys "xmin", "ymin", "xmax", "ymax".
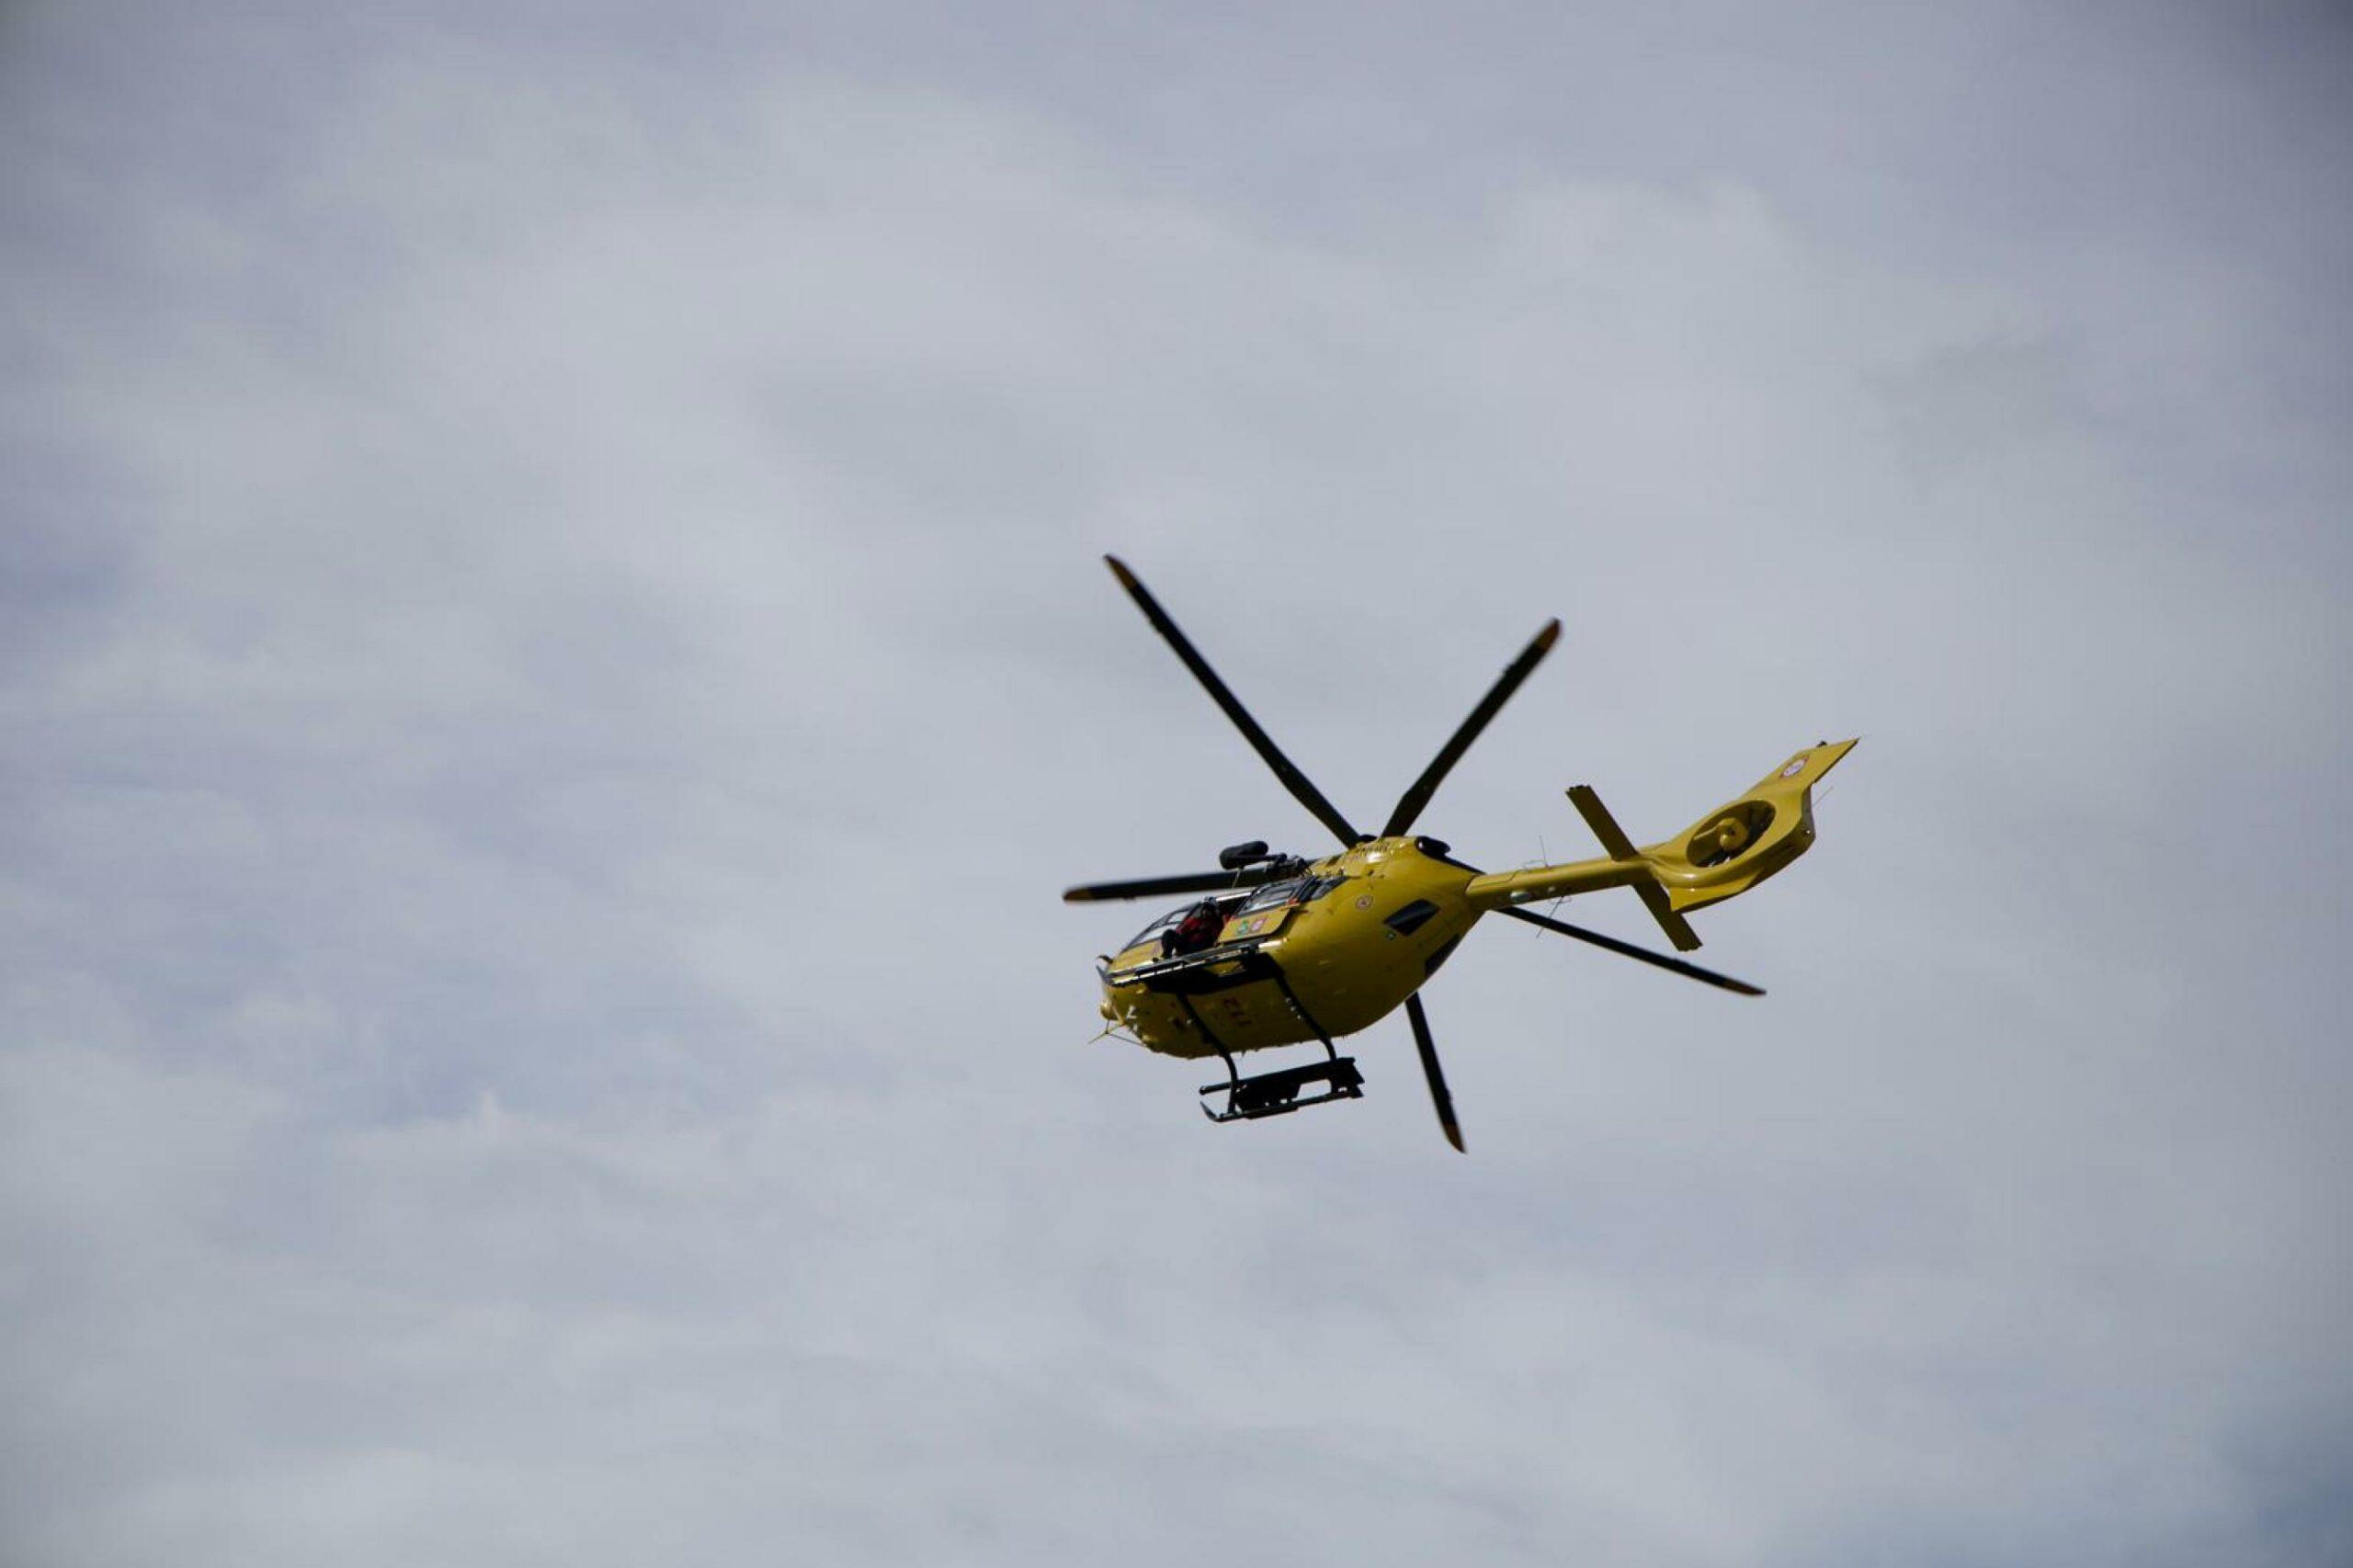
[
  {"xmin": 1236, "ymin": 873, "xmax": 1350, "ymax": 914},
  {"xmin": 1238, "ymin": 878, "xmax": 1305, "ymax": 914}
]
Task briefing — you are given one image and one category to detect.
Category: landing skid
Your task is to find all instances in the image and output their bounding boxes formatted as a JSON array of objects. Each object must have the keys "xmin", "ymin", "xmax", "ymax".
[
  {"xmin": 1199, "ymin": 1052, "xmax": 1365, "ymax": 1122},
  {"xmin": 1174, "ymin": 957, "xmax": 1365, "ymax": 1125}
]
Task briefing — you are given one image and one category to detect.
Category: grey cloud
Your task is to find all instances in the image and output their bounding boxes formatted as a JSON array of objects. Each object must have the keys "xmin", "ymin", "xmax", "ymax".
[{"xmin": 3, "ymin": 3, "xmax": 2348, "ymax": 1564}]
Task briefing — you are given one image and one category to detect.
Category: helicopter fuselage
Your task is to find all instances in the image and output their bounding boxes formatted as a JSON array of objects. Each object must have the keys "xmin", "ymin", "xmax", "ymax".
[{"xmin": 1097, "ymin": 837, "xmax": 1482, "ymax": 1059}]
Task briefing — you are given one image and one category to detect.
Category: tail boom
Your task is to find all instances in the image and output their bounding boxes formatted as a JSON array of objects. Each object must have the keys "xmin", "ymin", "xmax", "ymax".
[{"xmin": 1463, "ymin": 739, "xmax": 1858, "ymax": 940}]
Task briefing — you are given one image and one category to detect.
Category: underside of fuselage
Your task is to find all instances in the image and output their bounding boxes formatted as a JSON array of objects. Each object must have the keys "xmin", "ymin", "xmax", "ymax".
[{"xmin": 1096, "ymin": 838, "xmax": 1482, "ymax": 1059}]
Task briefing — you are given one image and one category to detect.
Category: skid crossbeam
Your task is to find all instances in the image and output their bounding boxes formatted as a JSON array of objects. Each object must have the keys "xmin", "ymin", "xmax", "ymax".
[{"xmin": 1199, "ymin": 1055, "xmax": 1365, "ymax": 1123}]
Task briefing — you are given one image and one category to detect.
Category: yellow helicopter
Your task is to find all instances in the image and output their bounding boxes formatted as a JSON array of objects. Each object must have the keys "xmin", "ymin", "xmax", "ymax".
[{"xmin": 1067, "ymin": 556, "xmax": 1857, "ymax": 1152}]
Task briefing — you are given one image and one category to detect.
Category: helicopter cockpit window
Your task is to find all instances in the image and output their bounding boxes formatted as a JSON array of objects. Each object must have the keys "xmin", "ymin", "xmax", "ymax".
[
  {"xmin": 1237, "ymin": 878, "xmax": 1303, "ymax": 914},
  {"xmin": 1124, "ymin": 909, "xmax": 1182, "ymax": 950},
  {"xmin": 1237, "ymin": 873, "xmax": 1348, "ymax": 915},
  {"xmin": 1125, "ymin": 894, "xmax": 1245, "ymax": 951}
]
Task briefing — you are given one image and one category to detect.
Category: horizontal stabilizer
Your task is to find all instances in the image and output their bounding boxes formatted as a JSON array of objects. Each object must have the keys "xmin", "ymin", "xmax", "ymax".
[{"xmin": 1567, "ymin": 785, "xmax": 1702, "ymax": 951}]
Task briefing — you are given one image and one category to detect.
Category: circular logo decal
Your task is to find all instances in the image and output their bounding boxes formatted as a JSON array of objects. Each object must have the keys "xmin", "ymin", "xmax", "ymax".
[
  {"xmin": 1355, "ymin": 895, "xmax": 1373, "ymax": 910},
  {"xmin": 1779, "ymin": 758, "xmax": 1806, "ymax": 778}
]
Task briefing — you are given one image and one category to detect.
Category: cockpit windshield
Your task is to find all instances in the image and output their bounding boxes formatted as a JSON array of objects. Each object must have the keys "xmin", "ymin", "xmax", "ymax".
[
  {"xmin": 1124, "ymin": 894, "xmax": 1241, "ymax": 951},
  {"xmin": 1123, "ymin": 873, "xmax": 1347, "ymax": 950}
]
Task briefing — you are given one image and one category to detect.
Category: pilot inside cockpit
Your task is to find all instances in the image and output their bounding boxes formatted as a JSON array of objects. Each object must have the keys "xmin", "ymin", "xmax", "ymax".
[{"xmin": 1160, "ymin": 899, "xmax": 1227, "ymax": 958}]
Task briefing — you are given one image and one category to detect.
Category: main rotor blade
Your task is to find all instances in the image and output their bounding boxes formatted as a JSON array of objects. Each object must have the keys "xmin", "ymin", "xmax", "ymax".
[
  {"xmin": 1381, "ymin": 619, "xmax": 1561, "ymax": 838},
  {"xmin": 1500, "ymin": 906, "xmax": 1765, "ymax": 995},
  {"xmin": 1404, "ymin": 994, "xmax": 1465, "ymax": 1153},
  {"xmin": 1062, "ymin": 868, "xmax": 1278, "ymax": 903},
  {"xmin": 1104, "ymin": 555, "xmax": 1362, "ymax": 847}
]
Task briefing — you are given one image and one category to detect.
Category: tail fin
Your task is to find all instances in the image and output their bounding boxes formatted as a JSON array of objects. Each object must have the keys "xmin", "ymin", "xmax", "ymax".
[{"xmin": 1462, "ymin": 739, "xmax": 1858, "ymax": 945}]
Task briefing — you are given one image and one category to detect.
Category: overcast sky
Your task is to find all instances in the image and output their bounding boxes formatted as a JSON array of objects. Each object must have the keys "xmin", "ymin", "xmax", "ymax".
[{"xmin": 4, "ymin": 3, "xmax": 2348, "ymax": 1563}]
